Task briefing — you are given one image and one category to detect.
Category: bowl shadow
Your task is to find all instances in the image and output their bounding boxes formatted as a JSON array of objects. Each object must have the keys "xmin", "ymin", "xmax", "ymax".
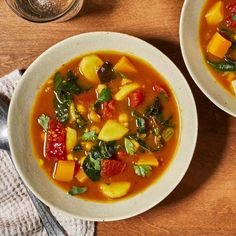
[
  {"xmin": 73, "ymin": 0, "xmax": 118, "ymax": 19},
  {"xmin": 141, "ymin": 37, "xmax": 230, "ymax": 205}
]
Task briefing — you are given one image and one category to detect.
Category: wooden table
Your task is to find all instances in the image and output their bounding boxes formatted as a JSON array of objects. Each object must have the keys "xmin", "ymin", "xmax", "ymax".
[{"xmin": 1, "ymin": 0, "xmax": 236, "ymax": 235}]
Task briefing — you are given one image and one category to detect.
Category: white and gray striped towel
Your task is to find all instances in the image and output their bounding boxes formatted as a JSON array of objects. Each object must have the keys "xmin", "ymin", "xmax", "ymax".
[{"xmin": 0, "ymin": 70, "xmax": 95, "ymax": 236}]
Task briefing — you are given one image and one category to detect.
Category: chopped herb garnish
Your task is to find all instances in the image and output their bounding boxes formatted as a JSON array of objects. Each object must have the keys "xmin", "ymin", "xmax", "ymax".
[
  {"xmin": 68, "ymin": 186, "xmax": 88, "ymax": 195},
  {"xmin": 94, "ymin": 88, "xmax": 112, "ymax": 109},
  {"xmin": 81, "ymin": 130, "xmax": 98, "ymax": 141},
  {"xmin": 38, "ymin": 114, "xmax": 50, "ymax": 132},
  {"xmin": 134, "ymin": 165, "xmax": 152, "ymax": 177},
  {"xmin": 124, "ymin": 138, "xmax": 135, "ymax": 155}
]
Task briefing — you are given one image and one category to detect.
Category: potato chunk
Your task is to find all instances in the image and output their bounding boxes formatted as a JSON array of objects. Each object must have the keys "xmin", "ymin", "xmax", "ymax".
[
  {"xmin": 205, "ymin": 1, "xmax": 224, "ymax": 26},
  {"xmin": 114, "ymin": 83, "xmax": 140, "ymax": 101},
  {"xmin": 53, "ymin": 161, "xmax": 75, "ymax": 182},
  {"xmin": 79, "ymin": 55, "xmax": 103, "ymax": 85},
  {"xmin": 114, "ymin": 56, "xmax": 137, "ymax": 73},
  {"xmin": 98, "ymin": 120, "xmax": 129, "ymax": 141},
  {"xmin": 100, "ymin": 182, "xmax": 131, "ymax": 198},
  {"xmin": 135, "ymin": 153, "xmax": 159, "ymax": 167}
]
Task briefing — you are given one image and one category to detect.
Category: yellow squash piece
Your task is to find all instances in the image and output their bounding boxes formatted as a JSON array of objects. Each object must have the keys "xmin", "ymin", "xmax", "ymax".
[
  {"xmin": 114, "ymin": 82, "xmax": 140, "ymax": 101},
  {"xmin": 66, "ymin": 127, "xmax": 77, "ymax": 152},
  {"xmin": 207, "ymin": 32, "xmax": 232, "ymax": 58},
  {"xmin": 79, "ymin": 55, "xmax": 103, "ymax": 85},
  {"xmin": 135, "ymin": 153, "xmax": 159, "ymax": 167},
  {"xmin": 100, "ymin": 182, "xmax": 131, "ymax": 198},
  {"xmin": 53, "ymin": 161, "xmax": 75, "ymax": 182},
  {"xmin": 75, "ymin": 169, "xmax": 88, "ymax": 183},
  {"xmin": 98, "ymin": 120, "xmax": 129, "ymax": 141},
  {"xmin": 205, "ymin": 1, "xmax": 224, "ymax": 26},
  {"xmin": 114, "ymin": 56, "xmax": 137, "ymax": 73}
]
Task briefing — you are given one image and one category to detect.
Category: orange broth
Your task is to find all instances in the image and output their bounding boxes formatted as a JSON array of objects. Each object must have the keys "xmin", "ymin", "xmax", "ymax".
[{"xmin": 30, "ymin": 51, "xmax": 180, "ymax": 202}]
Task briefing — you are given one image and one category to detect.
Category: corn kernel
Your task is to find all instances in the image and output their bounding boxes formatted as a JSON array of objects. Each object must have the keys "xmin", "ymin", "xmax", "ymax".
[
  {"xmin": 89, "ymin": 110, "xmax": 101, "ymax": 122},
  {"xmin": 118, "ymin": 113, "xmax": 129, "ymax": 123},
  {"xmin": 85, "ymin": 142, "xmax": 93, "ymax": 151},
  {"xmin": 97, "ymin": 84, "xmax": 107, "ymax": 94},
  {"xmin": 121, "ymin": 78, "xmax": 132, "ymax": 86},
  {"xmin": 90, "ymin": 125, "xmax": 100, "ymax": 134},
  {"xmin": 76, "ymin": 104, "xmax": 86, "ymax": 114}
]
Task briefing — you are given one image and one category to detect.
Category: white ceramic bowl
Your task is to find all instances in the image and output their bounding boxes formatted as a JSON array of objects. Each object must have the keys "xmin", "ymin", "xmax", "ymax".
[
  {"xmin": 180, "ymin": 0, "xmax": 236, "ymax": 117},
  {"xmin": 8, "ymin": 32, "xmax": 197, "ymax": 221}
]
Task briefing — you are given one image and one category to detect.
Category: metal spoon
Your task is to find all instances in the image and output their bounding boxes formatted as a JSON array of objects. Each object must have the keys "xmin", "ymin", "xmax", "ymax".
[{"xmin": 0, "ymin": 97, "xmax": 68, "ymax": 236}]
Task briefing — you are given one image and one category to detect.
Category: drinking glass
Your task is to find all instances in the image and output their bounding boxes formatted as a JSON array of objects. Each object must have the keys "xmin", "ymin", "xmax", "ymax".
[{"xmin": 5, "ymin": 0, "xmax": 84, "ymax": 23}]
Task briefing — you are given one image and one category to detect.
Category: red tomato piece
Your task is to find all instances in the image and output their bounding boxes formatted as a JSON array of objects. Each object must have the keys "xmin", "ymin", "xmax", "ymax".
[
  {"xmin": 226, "ymin": 3, "xmax": 236, "ymax": 28},
  {"xmin": 46, "ymin": 119, "xmax": 66, "ymax": 161},
  {"xmin": 102, "ymin": 100, "xmax": 115, "ymax": 118},
  {"xmin": 100, "ymin": 159, "xmax": 126, "ymax": 177},
  {"xmin": 128, "ymin": 89, "xmax": 144, "ymax": 108},
  {"xmin": 117, "ymin": 151, "xmax": 129, "ymax": 159},
  {"xmin": 152, "ymin": 84, "xmax": 168, "ymax": 97}
]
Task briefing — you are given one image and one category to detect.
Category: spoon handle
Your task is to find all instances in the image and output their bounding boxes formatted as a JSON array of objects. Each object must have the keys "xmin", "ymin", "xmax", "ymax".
[{"xmin": 5, "ymin": 150, "xmax": 68, "ymax": 236}]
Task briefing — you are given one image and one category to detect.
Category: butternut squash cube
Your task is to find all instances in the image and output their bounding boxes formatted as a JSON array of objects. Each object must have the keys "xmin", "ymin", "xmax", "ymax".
[
  {"xmin": 98, "ymin": 120, "xmax": 129, "ymax": 141},
  {"xmin": 75, "ymin": 169, "xmax": 88, "ymax": 183},
  {"xmin": 100, "ymin": 182, "xmax": 131, "ymax": 198},
  {"xmin": 114, "ymin": 83, "xmax": 140, "ymax": 101},
  {"xmin": 135, "ymin": 153, "xmax": 159, "ymax": 167},
  {"xmin": 114, "ymin": 56, "xmax": 137, "ymax": 73},
  {"xmin": 53, "ymin": 161, "xmax": 75, "ymax": 182},
  {"xmin": 205, "ymin": 1, "xmax": 224, "ymax": 26},
  {"xmin": 66, "ymin": 127, "xmax": 77, "ymax": 152},
  {"xmin": 79, "ymin": 55, "xmax": 103, "ymax": 85},
  {"xmin": 207, "ymin": 32, "xmax": 232, "ymax": 58}
]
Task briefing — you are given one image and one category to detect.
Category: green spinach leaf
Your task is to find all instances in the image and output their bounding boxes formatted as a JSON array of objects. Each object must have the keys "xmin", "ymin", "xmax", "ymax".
[{"xmin": 83, "ymin": 155, "xmax": 101, "ymax": 181}]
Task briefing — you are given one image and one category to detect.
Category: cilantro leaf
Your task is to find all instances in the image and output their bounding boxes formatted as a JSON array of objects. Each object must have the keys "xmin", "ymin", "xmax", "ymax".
[
  {"xmin": 131, "ymin": 110, "xmax": 146, "ymax": 134},
  {"xmin": 81, "ymin": 130, "xmax": 97, "ymax": 141},
  {"xmin": 134, "ymin": 165, "xmax": 152, "ymax": 177},
  {"xmin": 68, "ymin": 186, "xmax": 87, "ymax": 195},
  {"xmin": 38, "ymin": 114, "xmax": 50, "ymax": 132},
  {"xmin": 124, "ymin": 138, "xmax": 135, "ymax": 155},
  {"xmin": 83, "ymin": 156, "xmax": 101, "ymax": 181}
]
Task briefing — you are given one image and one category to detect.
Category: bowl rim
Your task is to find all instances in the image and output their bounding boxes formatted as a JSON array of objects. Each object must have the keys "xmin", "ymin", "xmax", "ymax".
[
  {"xmin": 7, "ymin": 31, "xmax": 198, "ymax": 221},
  {"xmin": 180, "ymin": 0, "xmax": 236, "ymax": 117}
]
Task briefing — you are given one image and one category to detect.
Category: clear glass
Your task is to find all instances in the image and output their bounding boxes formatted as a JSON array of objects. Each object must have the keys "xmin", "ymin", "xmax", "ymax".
[{"xmin": 5, "ymin": 0, "xmax": 84, "ymax": 23}]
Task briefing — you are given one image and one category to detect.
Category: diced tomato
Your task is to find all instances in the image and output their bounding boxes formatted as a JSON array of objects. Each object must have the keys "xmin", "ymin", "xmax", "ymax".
[
  {"xmin": 152, "ymin": 84, "xmax": 168, "ymax": 97},
  {"xmin": 46, "ymin": 119, "xmax": 66, "ymax": 161},
  {"xmin": 226, "ymin": 3, "xmax": 236, "ymax": 28},
  {"xmin": 102, "ymin": 100, "xmax": 115, "ymax": 118},
  {"xmin": 100, "ymin": 159, "xmax": 126, "ymax": 177},
  {"xmin": 128, "ymin": 89, "xmax": 144, "ymax": 108},
  {"xmin": 117, "ymin": 151, "xmax": 129, "ymax": 159}
]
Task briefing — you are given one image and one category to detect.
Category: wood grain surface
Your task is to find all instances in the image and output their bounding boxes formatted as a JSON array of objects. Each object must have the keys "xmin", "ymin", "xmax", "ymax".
[{"xmin": 0, "ymin": 0, "xmax": 236, "ymax": 235}]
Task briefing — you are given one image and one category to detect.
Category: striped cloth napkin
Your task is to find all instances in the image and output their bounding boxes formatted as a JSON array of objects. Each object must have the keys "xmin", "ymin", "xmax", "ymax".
[{"xmin": 0, "ymin": 70, "xmax": 95, "ymax": 236}]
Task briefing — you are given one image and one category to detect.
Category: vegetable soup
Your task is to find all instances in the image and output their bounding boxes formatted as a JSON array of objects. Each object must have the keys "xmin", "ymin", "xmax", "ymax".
[
  {"xmin": 200, "ymin": 0, "xmax": 236, "ymax": 95},
  {"xmin": 30, "ymin": 51, "xmax": 180, "ymax": 202}
]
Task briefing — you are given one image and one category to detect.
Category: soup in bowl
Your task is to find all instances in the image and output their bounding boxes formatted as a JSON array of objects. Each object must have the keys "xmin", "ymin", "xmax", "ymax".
[
  {"xmin": 8, "ymin": 32, "xmax": 197, "ymax": 220},
  {"xmin": 180, "ymin": 0, "xmax": 236, "ymax": 116}
]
